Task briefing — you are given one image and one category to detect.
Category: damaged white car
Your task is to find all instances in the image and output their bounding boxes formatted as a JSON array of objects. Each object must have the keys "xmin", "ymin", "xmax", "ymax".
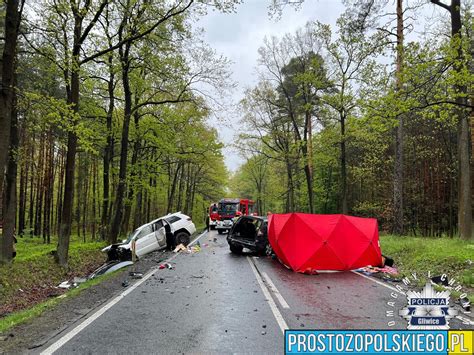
[{"xmin": 102, "ymin": 212, "xmax": 196, "ymax": 261}]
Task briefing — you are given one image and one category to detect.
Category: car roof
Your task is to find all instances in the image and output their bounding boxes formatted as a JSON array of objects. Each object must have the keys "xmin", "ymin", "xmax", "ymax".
[
  {"xmin": 166, "ymin": 211, "xmax": 190, "ymax": 218},
  {"xmin": 134, "ymin": 212, "xmax": 190, "ymax": 232}
]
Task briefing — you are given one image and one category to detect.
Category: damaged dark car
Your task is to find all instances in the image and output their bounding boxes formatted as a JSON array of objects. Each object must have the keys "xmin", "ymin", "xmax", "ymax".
[{"xmin": 226, "ymin": 216, "xmax": 271, "ymax": 255}]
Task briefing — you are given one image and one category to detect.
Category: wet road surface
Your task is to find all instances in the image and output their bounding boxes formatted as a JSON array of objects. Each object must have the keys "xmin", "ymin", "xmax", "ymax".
[{"xmin": 39, "ymin": 230, "xmax": 472, "ymax": 354}]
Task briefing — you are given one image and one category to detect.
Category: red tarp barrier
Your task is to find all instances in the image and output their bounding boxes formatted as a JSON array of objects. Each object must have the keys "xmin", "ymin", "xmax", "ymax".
[{"xmin": 268, "ymin": 213, "xmax": 382, "ymax": 272}]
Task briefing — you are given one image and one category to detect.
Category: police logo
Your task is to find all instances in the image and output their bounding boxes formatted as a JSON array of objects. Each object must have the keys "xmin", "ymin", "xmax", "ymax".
[{"xmin": 399, "ymin": 282, "xmax": 458, "ymax": 329}]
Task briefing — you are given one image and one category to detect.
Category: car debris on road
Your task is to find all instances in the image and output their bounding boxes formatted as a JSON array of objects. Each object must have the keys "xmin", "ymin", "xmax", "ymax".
[
  {"xmin": 129, "ymin": 272, "xmax": 143, "ymax": 279},
  {"xmin": 159, "ymin": 263, "xmax": 173, "ymax": 270},
  {"xmin": 173, "ymin": 243, "xmax": 201, "ymax": 254},
  {"xmin": 355, "ymin": 265, "xmax": 401, "ymax": 283},
  {"xmin": 173, "ymin": 244, "xmax": 187, "ymax": 252},
  {"xmin": 355, "ymin": 265, "xmax": 399, "ymax": 276},
  {"xmin": 89, "ymin": 261, "xmax": 134, "ymax": 279},
  {"xmin": 57, "ymin": 281, "xmax": 72, "ymax": 289}
]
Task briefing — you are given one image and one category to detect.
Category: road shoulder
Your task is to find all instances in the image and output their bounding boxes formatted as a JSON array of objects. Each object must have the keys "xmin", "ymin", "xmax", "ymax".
[{"xmin": 0, "ymin": 249, "xmax": 173, "ymax": 354}]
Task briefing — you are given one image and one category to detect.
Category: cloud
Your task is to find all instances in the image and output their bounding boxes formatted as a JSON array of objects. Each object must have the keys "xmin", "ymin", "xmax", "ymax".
[{"xmin": 196, "ymin": 0, "xmax": 345, "ymax": 171}]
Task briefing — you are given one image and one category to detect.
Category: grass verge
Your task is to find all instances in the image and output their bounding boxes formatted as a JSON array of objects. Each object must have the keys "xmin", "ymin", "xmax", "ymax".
[
  {"xmin": 0, "ymin": 271, "xmax": 117, "ymax": 333},
  {"xmin": 0, "ymin": 235, "xmax": 107, "ymax": 329},
  {"xmin": 379, "ymin": 235, "xmax": 474, "ymax": 301}
]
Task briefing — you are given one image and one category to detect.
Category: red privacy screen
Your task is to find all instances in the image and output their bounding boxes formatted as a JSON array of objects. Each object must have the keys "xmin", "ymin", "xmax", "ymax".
[{"xmin": 268, "ymin": 213, "xmax": 382, "ymax": 273}]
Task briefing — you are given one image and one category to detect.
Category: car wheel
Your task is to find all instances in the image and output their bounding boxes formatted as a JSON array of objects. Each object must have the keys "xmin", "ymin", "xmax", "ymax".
[
  {"xmin": 175, "ymin": 232, "xmax": 190, "ymax": 246},
  {"xmin": 229, "ymin": 243, "xmax": 243, "ymax": 254}
]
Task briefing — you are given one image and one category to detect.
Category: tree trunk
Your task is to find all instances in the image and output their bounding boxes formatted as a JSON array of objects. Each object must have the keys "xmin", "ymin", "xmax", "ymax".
[
  {"xmin": 431, "ymin": 0, "xmax": 472, "ymax": 241},
  {"xmin": 451, "ymin": 1, "xmax": 472, "ymax": 240},
  {"xmin": 56, "ymin": 36, "xmax": 81, "ymax": 265},
  {"xmin": 92, "ymin": 157, "xmax": 97, "ymax": 240},
  {"xmin": 0, "ymin": 0, "xmax": 21, "ymax": 200},
  {"xmin": 109, "ymin": 43, "xmax": 132, "ymax": 244},
  {"xmin": 133, "ymin": 189, "xmax": 142, "ymax": 230},
  {"xmin": 167, "ymin": 163, "xmax": 182, "ymax": 214},
  {"xmin": 76, "ymin": 153, "xmax": 82, "ymax": 240},
  {"xmin": 18, "ymin": 126, "xmax": 27, "ymax": 235},
  {"xmin": 393, "ymin": 0, "xmax": 404, "ymax": 235},
  {"xmin": 341, "ymin": 112, "xmax": 348, "ymax": 214},
  {"xmin": 82, "ymin": 161, "xmax": 90, "ymax": 242},
  {"xmin": 56, "ymin": 129, "xmax": 78, "ymax": 264},
  {"xmin": 28, "ymin": 134, "xmax": 35, "ymax": 232},
  {"xmin": 121, "ymin": 107, "xmax": 141, "ymax": 235},
  {"xmin": 285, "ymin": 159, "xmax": 295, "ymax": 212},
  {"xmin": 177, "ymin": 165, "xmax": 185, "ymax": 212},
  {"xmin": 101, "ymin": 54, "xmax": 115, "ymax": 240},
  {"xmin": 147, "ymin": 176, "xmax": 154, "ymax": 221},
  {"xmin": 34, "ymin": 133, "xmax": 45, "ymax": 237},
  {"xmin": 121, "ymin": 190, "xmax": 133, "ymax": 236},
  {"xmin": 43, "ymin": 129, "xmax": 54, "ymax": 244},
  {"xmin": 304, "ymin": 110, "xmax": 314, "ymax": 213},
  {"xmin": 0, "ymin": 81, "xmax": 18, "ymax": 264},
  {"xmin": 56, "ymin": 148, "xmax": 65, "ymax": 235}
]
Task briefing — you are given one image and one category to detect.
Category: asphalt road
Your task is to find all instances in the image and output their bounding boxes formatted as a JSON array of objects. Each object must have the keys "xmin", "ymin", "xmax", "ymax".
[{"xmin": 38, "ymin": 230, "xmax": 472, "ymax": 354}]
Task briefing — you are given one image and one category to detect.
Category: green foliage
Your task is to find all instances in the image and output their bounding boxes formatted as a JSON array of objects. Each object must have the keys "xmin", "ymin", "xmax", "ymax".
[
  {"xmin": 237, "ymin": 5, "xmax": 473, "ymax": 238},
  {"xmin": 380, "ymin": 235, "xmax": 474, "ymax": 300},
  {"xmin": 0, "ymin": 235, "xmax": 107, "ymax": 327}
]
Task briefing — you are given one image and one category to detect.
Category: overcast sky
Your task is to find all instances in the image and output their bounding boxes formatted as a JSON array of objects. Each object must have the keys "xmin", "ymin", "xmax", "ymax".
[
  {"xmin": 195, "ymin": 0, "xmax": 447, "ymax": 172},
  {"xmin": 195, "ymin": 0, "xmax": 345, "ymax": 171}
]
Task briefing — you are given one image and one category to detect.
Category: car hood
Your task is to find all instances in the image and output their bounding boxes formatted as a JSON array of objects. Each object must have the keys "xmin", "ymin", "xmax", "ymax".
[{"xmin": 101, "ymin": 243, "xmax": 131, "ymax": 253}]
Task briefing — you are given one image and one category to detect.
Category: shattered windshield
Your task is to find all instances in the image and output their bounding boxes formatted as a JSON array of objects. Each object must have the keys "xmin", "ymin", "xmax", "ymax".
[{"xmin": 125, "ymin": 229, "xmax": 139, "ymax": 244}]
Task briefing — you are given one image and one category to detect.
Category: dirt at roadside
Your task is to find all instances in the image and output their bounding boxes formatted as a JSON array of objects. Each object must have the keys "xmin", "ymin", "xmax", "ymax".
[{"xmin": 0, "ymin": 249, "xmax": 173, "ymax": 354}]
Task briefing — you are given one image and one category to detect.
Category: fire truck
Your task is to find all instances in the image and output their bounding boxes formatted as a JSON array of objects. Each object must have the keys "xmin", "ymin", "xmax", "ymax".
[
  {"xmin": 208, "ymin": 203, "xmax": 219, "ymax": 229},
  {"xmin": 238, "ymin": 198, "xmax": 256, "ymax": 216},
  {"xmin": 215, "ymin": 198, "xmax": 256, "ymax": 234}
]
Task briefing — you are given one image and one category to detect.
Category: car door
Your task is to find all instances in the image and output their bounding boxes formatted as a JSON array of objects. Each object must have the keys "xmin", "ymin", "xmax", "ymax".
[
  {"xmin": 153, "ymin": 219, "xmax": 166, "ymax": 247},
  {"xmin": 134, "ymin": 224, "xmax": 155, "ymax": 257}
]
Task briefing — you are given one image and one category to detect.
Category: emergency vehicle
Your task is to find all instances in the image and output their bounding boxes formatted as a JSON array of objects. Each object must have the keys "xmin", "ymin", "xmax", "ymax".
[{"xmin": 215, "ymin": 198, "xmax": 256, "ymax": 234}]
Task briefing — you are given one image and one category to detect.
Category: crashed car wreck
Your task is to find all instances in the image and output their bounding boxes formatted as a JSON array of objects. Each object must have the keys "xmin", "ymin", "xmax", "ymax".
[
  {"xmin": 226, "ymin": 216, "xmax": 271, "ymax": 255},
  {"xmin": 103, "ymin": 212, "xmax": 196, "ymax": 261}
]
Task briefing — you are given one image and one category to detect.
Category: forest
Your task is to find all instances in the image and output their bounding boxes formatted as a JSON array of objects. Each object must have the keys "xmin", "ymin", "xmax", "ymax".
[
  {"xmin": 232, "ymin": 0, "xmax": 474, "ymax": 241},
  {"xmin": 0, "ymin": 0, "xmax": 238, "ymax": 266},
  {"xmin": 0, "ymin": 0, "xmax": 473, "ymax": 269}
]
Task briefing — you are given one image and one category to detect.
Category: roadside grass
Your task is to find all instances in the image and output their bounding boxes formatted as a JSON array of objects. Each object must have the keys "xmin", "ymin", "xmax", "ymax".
[
  {"xmin": 379, "ymin": 235, "xmax": 474, "ymax": 301},
  {"xmin": 0, "ymin": 270, "xmax": 120, "ymax": 333},
  {"xmin": 0, "ymin": 235, "xmax": 107, "ymax": 324},
  {"xmin": 0, "ymin": 225, "xmax": 205, "ymax": 333},
  {"xmin": 195, "ymin": 223, "xmax": 206, "ymax": 231}
]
